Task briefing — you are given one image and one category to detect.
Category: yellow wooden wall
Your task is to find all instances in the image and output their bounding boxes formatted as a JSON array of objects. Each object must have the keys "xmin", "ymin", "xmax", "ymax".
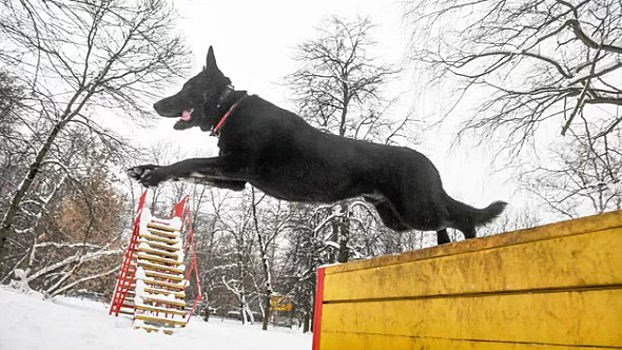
[{"xmin": 316, "ymin": 210, "xmax": 622, "ymax": 349}]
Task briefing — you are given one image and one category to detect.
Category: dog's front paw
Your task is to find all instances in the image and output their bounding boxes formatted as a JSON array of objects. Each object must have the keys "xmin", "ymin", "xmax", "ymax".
[
  {"xmin": 127, "ymin": 164, "xmax": 156, "ymax": 180},
  {"xmin": 127, "ymin": 164, "xmax": 169, "ymax": 187}
]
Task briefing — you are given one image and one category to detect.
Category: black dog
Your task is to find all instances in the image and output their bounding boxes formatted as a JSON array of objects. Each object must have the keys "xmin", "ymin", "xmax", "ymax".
[{"xmin": 129, "ymin": 47, "xmax": 506, "ymax": 244}]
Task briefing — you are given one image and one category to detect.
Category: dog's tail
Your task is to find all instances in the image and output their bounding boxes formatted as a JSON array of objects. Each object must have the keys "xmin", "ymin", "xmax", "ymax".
[{"xmin": 447, "ymin": 197, "xmax": 507, "ymax": 228}]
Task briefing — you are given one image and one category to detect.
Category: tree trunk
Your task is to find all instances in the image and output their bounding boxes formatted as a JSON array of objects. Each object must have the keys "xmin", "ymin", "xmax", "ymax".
[
  {"xmin": 262, "ymin": 293, "xmax": 271, "ymax": 330},
  {"xmin": 337, "ymin": 229, "xmax": 349, "ymax": 263},
  {"xmin": 329, "ymin": 219, "xmax": 339, "ymax": 263},
  {"xmin": 337, "ymin": 203, "xmax": 349, "ymax": 263},
  {"xmin": 303, "ymin": 310, "xmax": 310, "ymax": 333},
  {"xmin": 251, "ymin": 188, "xmax": 274, "ymax": 330},
  {"xmin": 0, "ymin": 81, "xmax": 91, "ymax": 259},
  {"xmin": 0, "ymin": 119, "xmax": 69, "ymax": 257}
]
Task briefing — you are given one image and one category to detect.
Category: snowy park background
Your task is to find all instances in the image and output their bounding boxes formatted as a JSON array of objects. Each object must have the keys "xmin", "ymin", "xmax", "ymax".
[{"xmin": 0, "ymin": 0, "xmax": 620, "ymax": 349}]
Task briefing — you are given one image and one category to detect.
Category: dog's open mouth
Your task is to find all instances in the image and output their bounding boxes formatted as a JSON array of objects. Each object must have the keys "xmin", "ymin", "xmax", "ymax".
[
  {"xmin": 180, "ymin": 108, "xmax": 194, "ymax": 122},
  {"xmin": 173, "ymin": 108, "xmax": 196, "ymax": 130}
]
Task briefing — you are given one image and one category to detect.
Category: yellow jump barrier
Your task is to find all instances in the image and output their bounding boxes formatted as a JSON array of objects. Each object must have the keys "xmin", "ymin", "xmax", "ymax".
[{"xmin": 312, "ymin": 210, "xmax": 622, "ymax": 349}]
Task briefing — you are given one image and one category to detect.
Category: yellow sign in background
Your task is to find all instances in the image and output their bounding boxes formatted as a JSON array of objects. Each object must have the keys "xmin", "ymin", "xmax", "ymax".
[{"xmin": 270, "ymin": 295, "xmax": 293, "ymax": 312}]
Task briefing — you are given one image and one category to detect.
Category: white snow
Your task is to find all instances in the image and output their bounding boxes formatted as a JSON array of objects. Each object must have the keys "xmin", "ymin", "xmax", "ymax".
[
  {"xmin": 136, "ymin": 266, "xmax": 147, "ymax": 280},
  {"xmin": 7, "ymin": 269, "xmax": 30, "ymax": 293},
  {"xmin": 139, "ymin": 208, "xmax": 152, "ymax": 231},
  {"xmin": 134, "ymin": 277, "xmax": 146, "ymax": 307},
  {"xmin": 0, "ymin": 288, "xmax": 311, "ymax": 350}
]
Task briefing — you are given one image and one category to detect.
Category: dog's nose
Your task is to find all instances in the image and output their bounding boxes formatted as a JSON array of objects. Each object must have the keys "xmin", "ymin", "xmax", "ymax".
[
  {"xmin": 153, "ymin": 100, "xmax": 166, "ymax": 116},
  {"xmin": 152, "ymin": 98, "xmax": 177, "ymax": 117}
]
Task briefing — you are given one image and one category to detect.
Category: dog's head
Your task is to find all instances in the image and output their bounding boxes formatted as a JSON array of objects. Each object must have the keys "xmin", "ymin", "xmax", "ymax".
[{"xmin": 153, "ymin": 46, "xmax": 232, "ymax": 131}]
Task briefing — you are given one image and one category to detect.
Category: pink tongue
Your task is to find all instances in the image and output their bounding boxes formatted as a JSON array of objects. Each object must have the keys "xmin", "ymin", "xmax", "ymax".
[{"xmin": 180, "ymin": 110, "xmax": 192, "ymax": 121}]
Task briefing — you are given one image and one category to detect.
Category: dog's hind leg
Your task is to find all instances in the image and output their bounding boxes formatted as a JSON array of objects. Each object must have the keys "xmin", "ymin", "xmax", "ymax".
[
  {"xmin": 392, "ymin": 196, "xmax": 451, "ymax": 232},
  {"xmin": 364, "ymin": 196, "xmax": 411, "ymax": 232},
  {"xmin": 459, "ymin": 227, "xmax": 476, "ymax": 240},
  {"xmin": 373, "ymin": 197, "xmax": 453, "ymax": 244},
  {"xmin": 436, "ymin": 229, "xmax": 451, "ymax": 244},
  {"xmin": 382, "ymin": 189, "xmax": 454, "ymax": 246}
]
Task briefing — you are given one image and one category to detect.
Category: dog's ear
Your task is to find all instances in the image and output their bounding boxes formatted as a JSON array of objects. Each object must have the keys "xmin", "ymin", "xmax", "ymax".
[{"xmin": 206, "ymin": 46, "xmax": 218, "ymax": 70}]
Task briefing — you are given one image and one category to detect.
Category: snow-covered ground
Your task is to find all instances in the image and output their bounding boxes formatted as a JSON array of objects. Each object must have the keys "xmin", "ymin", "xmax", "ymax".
[{"xmin": 0, "ymin": 288, "xmax": 311, "ymax": 350}]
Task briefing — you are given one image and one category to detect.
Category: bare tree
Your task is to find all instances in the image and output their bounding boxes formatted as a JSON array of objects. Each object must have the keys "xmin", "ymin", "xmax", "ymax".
[
  {"xmin": 286, "ymin": 16, "xmax": 400, "ymax": 263},
  {"xmin": 211, "ymin": 190, "xmax": 258, "ymax": 325},
  {"xmin": 2, "ymin": 149, "xmax": 126, "ymax": 297},
  {"xmin": 0, "ymin": 71, "xmax": 28, "ymax": 187},
  {"xmin": 288, "ymin": 16, "xmax": 402, "ymax": 142},
  {"xmin": 405, "ymin": 0, "xmax": 622, "ymax": 155},
  {"xmin": 521, "ymin": 122, "xmax": 622, "ymax": 218},
  {"xmin": 0, "ymin": 0, "xmax": 190, "ymax": 258},
  {"xmin": 478, "ymin": 205, "xmax": 543, "ymax": 236},
  {"xmin": 249, "ymin": 188, "xmax": 291, "ymax": 330},
  {"xmin": 280, "ymin": 203, "xmax": 331, "ymax": 333}
]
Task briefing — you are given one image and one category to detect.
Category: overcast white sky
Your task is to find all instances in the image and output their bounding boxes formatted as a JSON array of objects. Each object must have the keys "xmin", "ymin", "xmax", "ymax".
[{"xmin": 135, "ymin": 0, "xmax": 520, "ymax": 217}]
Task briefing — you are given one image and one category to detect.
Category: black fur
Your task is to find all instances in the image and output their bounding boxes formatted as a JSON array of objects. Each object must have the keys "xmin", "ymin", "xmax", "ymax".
[{"xmin": 129, "ymin": 47, "xmax": 507, "ymax": 244}]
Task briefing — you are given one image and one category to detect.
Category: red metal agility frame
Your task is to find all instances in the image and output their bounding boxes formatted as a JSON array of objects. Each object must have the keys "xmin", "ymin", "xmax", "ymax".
[
  {"xmin": 180, "ymin": 198, "xmax": 202, "ymax": 324},
  {"xmin": 109, "ymin": 191, "xmax": 202, "ymax": 326},
  {"xmin": 171, "ymin": 196, "xmax": 202, "ymax": 324},
  {"xmin": 109, "ymin": 190, "xmax": 148, "ymax": 316},
  {"xmin": 312, "ymin": 267, "xmax": 326, "ymax": 350}
]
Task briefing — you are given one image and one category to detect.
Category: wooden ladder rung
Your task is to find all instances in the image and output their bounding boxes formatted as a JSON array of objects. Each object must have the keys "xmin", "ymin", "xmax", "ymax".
[
  {"xmin": 143, "ymin": 287, "xmax": 185, "ymax": 299},
  {"xmin": 139, "ymin": 233, "xmax": 178, "ymax": 245},
  {"xmin": 138, "ymin": 277, "xmax": 185, "ymax": 291},
  {"xmin": 138, "ymin": 326, "xmax": 178, "ymax": 334},
  {"xmin": 135, "ymin": 305, "xmax": 187, "ymax": 316},
  {"xmin": 147, "ymin": 221, "xmax": 180, "ymax": 233},
  {"xmin": 144, "ymin": 270, "xmax": 184, "ymax": 282},
  {"xmin": 137, "ymin": 246, "xmax": 179, "ymax": 259},
  {"xmin": 137, "ymin": 253, "xmax": 183, "ymax": 266},
  {"xmin": 119, "ymin": 307, "xmax": 135, "ymax": 315},
  {"xmin": 133, "ymin": 261, "xmax": 185, "ymax": 274},
  {"xmin": 147, "ymin": 227, "xmax": 180, "ymax": 239},
  {"xmin": 135, "ymin": 314, "xmax": 186, "ymax": 326},
  {"xmin": 142, "ymin": 296, "xmax": 186, "ymax": 308},
  {"xmin": 143, "ymin": 241, "xmax": 180, "ymax": 252}
]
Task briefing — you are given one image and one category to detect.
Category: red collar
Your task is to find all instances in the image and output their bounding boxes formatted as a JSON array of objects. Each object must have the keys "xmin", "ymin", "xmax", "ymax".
[{"xmin": 210, "ymin": 95, "xmax": 248, "ymax": 136}]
